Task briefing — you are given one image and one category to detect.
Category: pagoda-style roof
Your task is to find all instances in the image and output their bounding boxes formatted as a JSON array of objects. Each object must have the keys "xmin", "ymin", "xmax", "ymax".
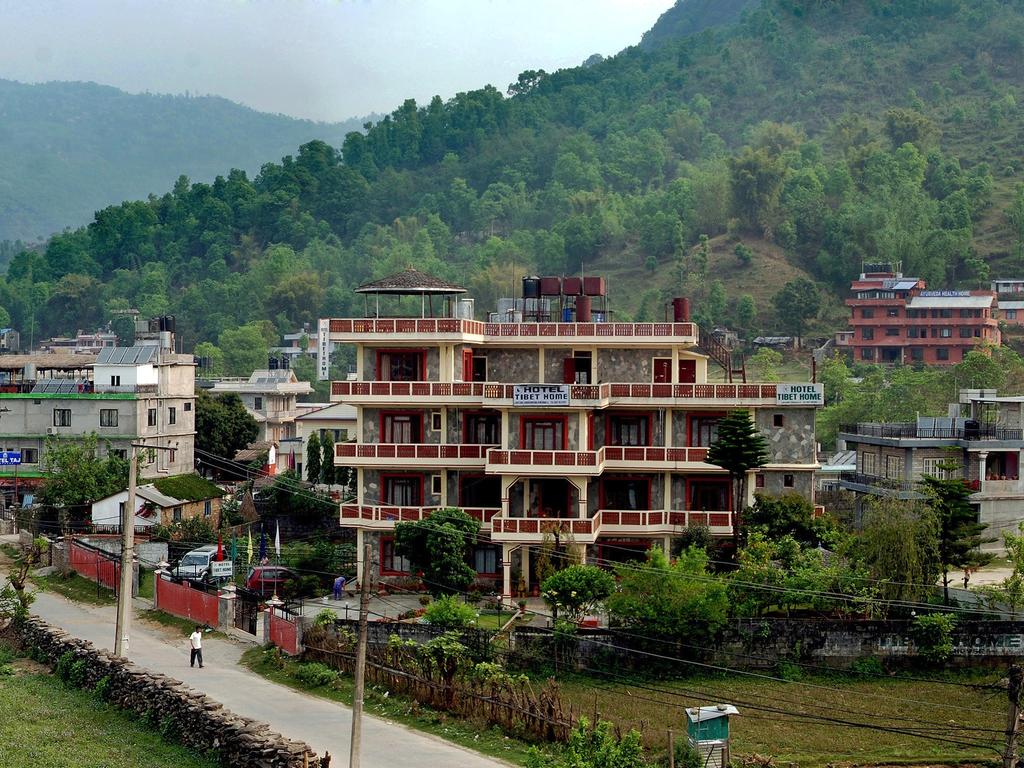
[{"xmin": 356, "ymin": 267, "xmax": 466, "ymax": 296}]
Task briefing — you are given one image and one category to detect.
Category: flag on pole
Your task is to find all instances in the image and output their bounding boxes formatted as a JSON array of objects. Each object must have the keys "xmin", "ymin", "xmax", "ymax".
[
  {"xmin": 216, "ymin": 534, "xmax": 224, "ymax": 562},
  {"xmin": 258, "ymin": 526, "xmax": 267, "ymax": 563},
  {"xmin": 246, "ymin": 528, "xmax": 254, "ymax": 565},
  {"xmin": 274, "ymin": 520, "xmax": 281, "ymax": 559}
]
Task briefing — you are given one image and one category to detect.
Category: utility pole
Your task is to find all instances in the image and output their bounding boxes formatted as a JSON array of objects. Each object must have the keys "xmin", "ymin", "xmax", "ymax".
[
  {"xmin": 349, "ymin": 541, "xmax": 372, "ymax": 768},
  {"xmin": 114, "ymin": 442, "xmax": 175, "ymax": 658},
  {"xmin": 1004, "ymin": 664, "xmax": 1023, "ymax": 768},
  {"xmin": 113, "ymin": 443, "xmax": 138, "ymax": 658}
]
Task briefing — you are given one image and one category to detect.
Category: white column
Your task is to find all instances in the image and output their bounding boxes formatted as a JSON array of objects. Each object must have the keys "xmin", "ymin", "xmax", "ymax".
[
  {"xmin": 355, "ymin": 344, "xmax": 364, "ymax": 380},
  {"xmin": 501, "ymin": 476, "xmax": 517, "ymax": 517},
  {"xmin": 979, "ymin": 451, "xmax": 989, "ymax": 491},
  {"xmin": 538, "ymin": 348, "xmax": 545, "ymax": 383},
  {"xmin": 521, "ymin": 546, "xmax": 530, "ymax": 595},
  {"xmin": 664, "ymin": 409, "xmax": 673, "ymax": 447},
  {"xmin": 502, "ymin": 544, "xmax": 514, "ymax": 606},
  {"xmin": 356, "ymin": 468, "xmax": 364, "ymax": 505},
  {"xmin": 439, "ymin": 470, "xmax": 448, "ymax": 507},
  {"xmin": 501, "ymin": 409, "xmax": 510, "ymax": 449}
]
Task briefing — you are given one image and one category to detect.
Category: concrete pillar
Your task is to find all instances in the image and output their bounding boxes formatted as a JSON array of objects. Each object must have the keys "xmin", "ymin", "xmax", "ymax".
[
  {"xmin": 538, "ymin": 348, "xmax": 545, "ymax": 383},
  {"xmin": 355, "ymin": 344, "xmax": 363, "ymax": 380},
  {"xmin": 439, "ymin": 470, "xmax": 448, "ymax": 507},
  {"xmin": 521, "ymin": 546, "xmax": 531, "ymax": 594},
  {"xmin": 501, "ymin": 409, "xmax": 510, "ymax": 449},
  {"xmin": 217, "ymin": 585, "xmax": 237, "ymax": 633},
  {"xmin": 502, "ymin": 544, "xmax": 514, "ymax": 607},
  {"xmin": 355, "ymin": 528, "xmax": 365, "ymax": 584},
  {"xmin": 979, "ymin": 451, "xmax": 989, "ymax": 490},
  {"xmin": 664, "ymin": 409, "xmax": 673, "ymax": 447},
  {"xmin": 356, "ymin": 468, "xmax": 364, "ymax": 505}
]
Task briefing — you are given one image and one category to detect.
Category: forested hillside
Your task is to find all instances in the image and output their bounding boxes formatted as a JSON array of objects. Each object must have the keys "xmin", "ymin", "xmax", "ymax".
[
  {"xmin": 3, "ymin": 0, "xmax": 1024, "ymax": 368},
  {"xmin": 0, "ymin": 79, "xmax": 368, "ymax": 242}
]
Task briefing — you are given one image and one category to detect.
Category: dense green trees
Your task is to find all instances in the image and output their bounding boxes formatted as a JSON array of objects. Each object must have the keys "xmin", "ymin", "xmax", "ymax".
[
  {"xmin": 0, "ymin": 0, "xmax": 1020, "ymax": 349},
  {"xmin": 37, "ymin": 435, "xmax": 129, "ymax": 509},
  {"xmin": 395, "ymin": 508, "xmax": 481, "ymax": 597},
  {"xmin": 706, "ymin": 410, "xmax": 769, "ymax": 553},
  {"xmin": 194, "ymin": 390, "xmax": 259, "ymax": 461}
]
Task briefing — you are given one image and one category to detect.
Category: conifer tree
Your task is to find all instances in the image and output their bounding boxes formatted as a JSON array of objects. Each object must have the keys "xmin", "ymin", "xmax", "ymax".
[
  {"xmin": 706, "ymin": 409, "xmax": 769, "ymax": 555},
  {"xmin": 320, "ymin": 431, "xmax": 336, "ymax": 485},
  {"xmin": 305, "ymin": 432, "xmax": 321, "ymax": 484}
]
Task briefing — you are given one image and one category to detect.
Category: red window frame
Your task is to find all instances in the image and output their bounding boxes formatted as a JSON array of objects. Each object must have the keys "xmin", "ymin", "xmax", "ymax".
[
  {"xmin": 380, "ymin": 410, "xmax": 424, "ymax": 443},
  {"xmin": 462, "ymin": 410, "xmax": 501, "ymax": 445},
  {"xmin": 520, "ymin": 414, "xmax": 568, "ymax": 450},
  {"xmin": 380, "ymin": 536, "xmax": 411, "ymax": 576},
  {"xmin": 381, "ymin": 473, "xmax": 424, "ymax": 507},
  {"xmin": 598, "ymin": 475, "xmax": 653, "ymax": 510},
  {"xmin": 597, "ymin": 539, "xmax": 651, "ymax": 565},
  {"xmin": 605, "ymin": 411, "xmax": 653, "ymax": 447},
  {"xmin": 686, "ymin": 477, "xmax": 731, "ymax": 510},
  {"xmin": 531, "ymin": 478, "xmax": 574, "ymax": 518},
  {"xmin": 375, "ymin": 348, "xmax": 427, "ymax": 382},
  {"xmin": 687, "ymin": 412, "xmax": 725, "ymax": 447}
]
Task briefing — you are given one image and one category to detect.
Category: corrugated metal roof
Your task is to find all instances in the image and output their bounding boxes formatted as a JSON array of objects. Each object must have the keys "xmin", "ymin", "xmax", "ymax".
[
  {"xmin": 356, "ymin": 267, "xmax": 466, "ymax": 295},
  {"xmin": 96, "ymin": 345, "xmax": 158, "ymax": 365}
]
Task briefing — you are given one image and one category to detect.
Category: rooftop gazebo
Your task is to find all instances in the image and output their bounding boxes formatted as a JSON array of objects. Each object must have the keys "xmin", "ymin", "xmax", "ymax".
[{"xmin": 357, "ymin": 267, "xmax": 468, "ymax": 319}]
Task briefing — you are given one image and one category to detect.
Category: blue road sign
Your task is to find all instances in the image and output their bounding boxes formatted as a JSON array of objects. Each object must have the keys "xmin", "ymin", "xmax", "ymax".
[{"xmin": 0, "ymin": 451, "xmax": 22, "ymax": 466}]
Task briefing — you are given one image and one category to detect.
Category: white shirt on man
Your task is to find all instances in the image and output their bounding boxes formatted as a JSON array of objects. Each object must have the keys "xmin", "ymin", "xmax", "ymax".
[{"xmin": 189, "ymin": 631, "xmax": 203, "ymax": 650}]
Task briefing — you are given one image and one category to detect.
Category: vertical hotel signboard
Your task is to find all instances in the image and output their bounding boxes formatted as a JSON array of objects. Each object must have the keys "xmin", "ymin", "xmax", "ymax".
[{"xmin": 317, "ymin": 319, "xmax": 330, "ymax": 381}]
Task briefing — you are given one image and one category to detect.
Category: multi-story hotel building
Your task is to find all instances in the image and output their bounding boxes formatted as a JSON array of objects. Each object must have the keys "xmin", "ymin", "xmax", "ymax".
[
  {"xmin": 845, "ymin": 263, "xmax": 999, "ymax": 366},
  {"xmin": 323, "ymin": 269, "xmax": 821, "ymax": 600}
]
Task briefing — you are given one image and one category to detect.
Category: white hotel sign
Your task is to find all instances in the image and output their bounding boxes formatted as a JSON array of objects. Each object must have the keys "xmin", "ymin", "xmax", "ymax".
[
  {"xmin": 776, "ymin": 383, "xmax": 824, "ymax": 406},
  {"xmin": 513, "ymin": 384, "xmax": 570, "ymax": 407}
]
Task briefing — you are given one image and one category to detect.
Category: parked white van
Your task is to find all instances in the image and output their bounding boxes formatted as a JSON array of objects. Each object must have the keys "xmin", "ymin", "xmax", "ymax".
[{"xmin": 171, "ymin": 545, "xmax": 219, "ymax": 581}]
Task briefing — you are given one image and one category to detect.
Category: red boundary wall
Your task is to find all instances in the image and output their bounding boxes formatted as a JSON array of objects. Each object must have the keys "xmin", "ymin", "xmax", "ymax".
[
  {"xmin": 69, "ymin": 542, "xmax": 120, "ymax": 591},
  {"xmin": 269, "ymin": 611, "xmax": 299, "ymax": 655},
  {"xmin": 156, "ymin": 577, "xmax": 220, "ymax": 627}
]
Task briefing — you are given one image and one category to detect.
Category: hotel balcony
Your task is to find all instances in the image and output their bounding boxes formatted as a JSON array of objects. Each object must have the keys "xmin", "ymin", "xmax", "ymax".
[
  {"xmin": 339, "ymin": 504, "xmax": 499, "ymax": 530},
  {"xmin": 326, "ymin": 318, "xmax": 698, "ymax": 346},
  {"xmin": 598, "ymin": 445, "xmax": 713, "ymax": 471},
  {"xmin": 484, "ymin": 449, "xmax": 601, "ymax": 476},
  {"xmin": 490, "ymin": 512, "xmax": 602, "ymax": 544},
  {"xmin": 489, "ymin": 508, "xmax": 734, "ymax": 543},
  {"xmin": 335, "ymin": 442, "xmax": 493, "ymax": 468},
  {"xmin": 331, "ymin": 380, "xmax": 784, "ymax": 409}
]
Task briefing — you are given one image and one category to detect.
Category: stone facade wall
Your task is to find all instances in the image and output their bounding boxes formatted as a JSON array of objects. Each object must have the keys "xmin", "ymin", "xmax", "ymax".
[
  {"xmin": 596, "ymin": 348, "xmax": 672, "ymax": 383},
  {"xmin": 16, "ymin": 618, "xmax": 323, "ymax": 768},
  {"xmin": 756, "ymin": 407, "xmax": 816, "ymax": 464},
  {"xmin": 485, "ymin": 348, "xmax": 539, "ymax": 383},
  {"xmin": 543, "ymin": 347, "xmax": 574, "ymax": 384},
  {"xmin": 361, "ymin": 408, "xmax": 439, "ymax": 445},
  {"xmin": 507, "ymin": 412, "xmax": 580, "ymax": 451},
  {"xmin": 760, "ymin": 470, "xmax": 814, "ymax": 499}
]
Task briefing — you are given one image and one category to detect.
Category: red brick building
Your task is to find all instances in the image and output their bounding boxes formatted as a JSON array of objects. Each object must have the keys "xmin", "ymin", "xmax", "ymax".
[{"xmin": 846, "ymin": 264, "xmax": 999, "ymax": 365}]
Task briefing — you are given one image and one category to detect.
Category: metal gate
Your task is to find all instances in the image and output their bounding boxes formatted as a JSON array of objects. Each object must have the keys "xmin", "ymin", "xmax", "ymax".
[{"xmin": 233, "ymin": 587, "xmax": 261, "ymax": 635}]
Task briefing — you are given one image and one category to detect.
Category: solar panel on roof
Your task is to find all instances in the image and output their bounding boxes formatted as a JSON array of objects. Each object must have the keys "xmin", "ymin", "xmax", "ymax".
[
  {"xmin": 893, "ymin": 280, "xmax": 918, "ymax": 290},
  {"xmin": 97, "ymin": 345, "xmax": 157, "ymax": 365}
]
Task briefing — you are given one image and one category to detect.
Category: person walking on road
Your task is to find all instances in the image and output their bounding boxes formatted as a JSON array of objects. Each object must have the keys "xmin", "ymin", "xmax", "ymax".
[
  {"xmin": 189, "ymin": 625, "xmax": 204, "ymax": 668},
  {"xmin": 333, "ymin": 574, "xmax": 346, "ymax": 600}
]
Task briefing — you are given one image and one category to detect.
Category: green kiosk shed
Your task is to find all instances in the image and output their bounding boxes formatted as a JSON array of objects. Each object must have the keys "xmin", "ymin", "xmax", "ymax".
[{"xmin": 686, "ymin": 705, "xmax": 738, "ymax": 768}]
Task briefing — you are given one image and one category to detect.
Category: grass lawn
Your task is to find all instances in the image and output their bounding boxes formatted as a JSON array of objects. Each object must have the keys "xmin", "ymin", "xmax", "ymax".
[
  {"xmin": 0, "ymin": 665, "xmax": 217, "ymax": 768},
  {"xmin": 31, "ymin": 571, "xmax": 115, "ymax": 605},
  {"xmin": 138, "ymin": 568, "xmax": 155, "ymax": 600},
  {"xmin": 139, "ymin": 609, "xmax": 225, "ymax": 639},
  {"xmin": 554, "ymin": 670, "xmax": 1005, "ymax": 767}
]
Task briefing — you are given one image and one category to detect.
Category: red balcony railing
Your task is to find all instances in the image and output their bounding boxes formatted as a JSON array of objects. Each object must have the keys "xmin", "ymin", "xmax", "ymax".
[
  {"xmin": 598, "ymin": 509, "xmax": 732, "ymax": 530},
  {"xmin": 340, "ymin": 504, "xmax": 499, "ymax": 524},
  {"xmin": 331, "ymin": 381, "xmax": 485, "ymax": 398},
  {"xmin": 486, "ymin": 449, "xmax": 599, "ymax": 469},
  {"xmin": 328, "ymin": 318, "xmax": 697, "ymax": 339},
  {"xmin": 599, "ymin": 446, "xmax": 710, "ymax": 464},
  {"xmin": 491, "ymin": 515, "xmax": 598, "ymax": 537},
  {"xmin": 336, "ymin": 443, "xmax": 493, "ymax": 461}
]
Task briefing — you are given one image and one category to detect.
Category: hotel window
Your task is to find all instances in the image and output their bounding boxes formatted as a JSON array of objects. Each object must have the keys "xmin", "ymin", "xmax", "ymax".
[
  {"xmin": 168, "ymin": 406, "xmax": 176, "ymax": 425},
  {"xmin": 936, "ymin": 348, "xmax": 949, "ymax": 360},
  {"xmin": 464, "ymin": 412, "xmax": 500, "ymax": 444},
  {"xmin": 473, "ymin": 546, "xmax": 498, "ymax": 575},
  {"xmin": 861, "ymin": 348, "xmax": 875, "ymax": 360},
  {"xmin": 379, "ymin": 350, "xmax": 425, "ymax": 382},
  {"xmin": 184, "ymin": 402, "xmax": 192, "ymax": 412},
  {"xmin": 922, "ymin": 457, "xmax": 955, "ymax": 479},
  {"xmin": 755, "ymin": 474, "xmax": 765, "ymax": 488},
  {"xmin": 384, "ymin": 476, "xmax": 421, "ymax": 506},
  {"xmin": 690, "ymin": 415, "xmax": 721, "ymax": 447},
  {"xmin": 204, "ymin": 500, "xmax": 212, "ymax": 517},
  {"xmin": 602, "ymin": 476, "xmax": 650, "ymax": 510},
  {"xmin": 861, "ymin": 328, "xmax": 874, "ymax": 340},
  {"xmin": 937, "ymin": 328, "xmax": 952, "ymax": 338},
  {"xmin": 381, "ymin": 538, "xmax": 411, "ymax": 574},
  {"xmin": 886, "ymin": 308, "xmax": 899, "ymax": 317},
  {"xmin": 783, "ymin": 474, "xmax": 795, "ymax": 488},
  {"xmin": 608, "ymin": 414, "xmax": 650, "ymax": 447},
  {"xmin": 522, "ymin": 417, "xmax": 565, "ymax": 450},
  {"xmin": 1008, "ymin": 310, "xmax": 1018, "ymax": 320},
  {"xmin": 959, "ymin": 327, "xmax": 974, "ymax": 338},
  {"xmin": 53, "ymin": 409, "xmax": 71, "ymax": 427},
  {"xmin": 885, "ymin": 455, "xmax": 904, "ymax": 480},
  {"xmin": 860, "ymin": 451, "xmax": 877, "ymax": 476},
  {"xmin": 861, "ymin": 308, "xmax": 875, "ymax": 318},
  {"xmin": 148, "ymin": 408, "xmax": 157, "ymax": 426},
  {"xmin": 885, "ymin": 327, "xmax": 900, "ymax": 336},
  {"xmin": 21, "ymin": 448, "xmax": 38, "ymax": 464},
  {"xmin": 910, "ymin": 348, "xmax": 924, "ymax": 362},
  {"xmin": 110, "ymin": 375, "xmax": 121, "ymax": 387},
  {"xmin": 382, "ymin": 413, "xmax": 421, "ymax": 443},
  {"xmin": 254, "ymin": 396, "xmax": 263, "ymax": 410},
  {"xmin": 99, "ymin": 409, "xmax": 118, "ymax": 427},
  {"xmin": 689, "ymin": 480, "xmax": 729, "ymax": 510},
  {"xmin": 773, "ymin": 414, "xmax": 785, "ymax": 427}
]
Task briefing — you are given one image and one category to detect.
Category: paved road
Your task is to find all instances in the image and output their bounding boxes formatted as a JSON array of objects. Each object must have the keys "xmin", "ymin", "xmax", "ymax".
[{"xmin": 29, "ymin": 590, "xmax": 509, "ymax": 768}]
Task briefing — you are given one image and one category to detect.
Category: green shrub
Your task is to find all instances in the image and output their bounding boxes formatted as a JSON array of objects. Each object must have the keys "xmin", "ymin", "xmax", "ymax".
[
  {"xmin": 293, "ymin": 661, "xmax": 339, "ymax": 687},
  {"xmin": 911, "ymin": 613, "xmax": 958, "ymax": 665},
  {"xmin": 849, "ymin": 656, "xmax": 885, "ymax": 677},
  {"xmin": 312, "ymin": 608, "xmax": 337, "ymax": 629},
  {"xmin": 93, "ymin": 674, "xmax": 112, "ymax": 700},
  {"xmin": 423, "ymin": 595, "xmax": 478, "ymax": 629},
  {"xmin": 776, "ymin": 660, "xmax": 803, "ymax": 681}
]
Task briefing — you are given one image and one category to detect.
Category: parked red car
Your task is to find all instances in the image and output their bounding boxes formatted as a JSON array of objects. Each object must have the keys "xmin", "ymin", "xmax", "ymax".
[{"xmin": 245, "ymin": 566, "xmax": 296, "ymax": 597}]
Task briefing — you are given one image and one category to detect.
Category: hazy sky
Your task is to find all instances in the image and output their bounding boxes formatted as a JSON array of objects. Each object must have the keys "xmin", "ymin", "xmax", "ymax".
[{"xmin": 0, "ymin": 0, "xmax": 676, "ymax": 123}]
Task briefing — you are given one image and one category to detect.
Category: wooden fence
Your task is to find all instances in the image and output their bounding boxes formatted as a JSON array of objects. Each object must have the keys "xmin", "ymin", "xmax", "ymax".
[{"xmin": 303, "ymin": 627, "xmax": 574, "ymax": 742}]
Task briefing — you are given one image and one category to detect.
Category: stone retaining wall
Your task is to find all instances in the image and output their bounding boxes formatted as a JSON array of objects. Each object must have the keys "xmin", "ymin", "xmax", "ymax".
[{"xmin": 17, "ymin": 618, "xmax": 325, "ymax": 768}]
